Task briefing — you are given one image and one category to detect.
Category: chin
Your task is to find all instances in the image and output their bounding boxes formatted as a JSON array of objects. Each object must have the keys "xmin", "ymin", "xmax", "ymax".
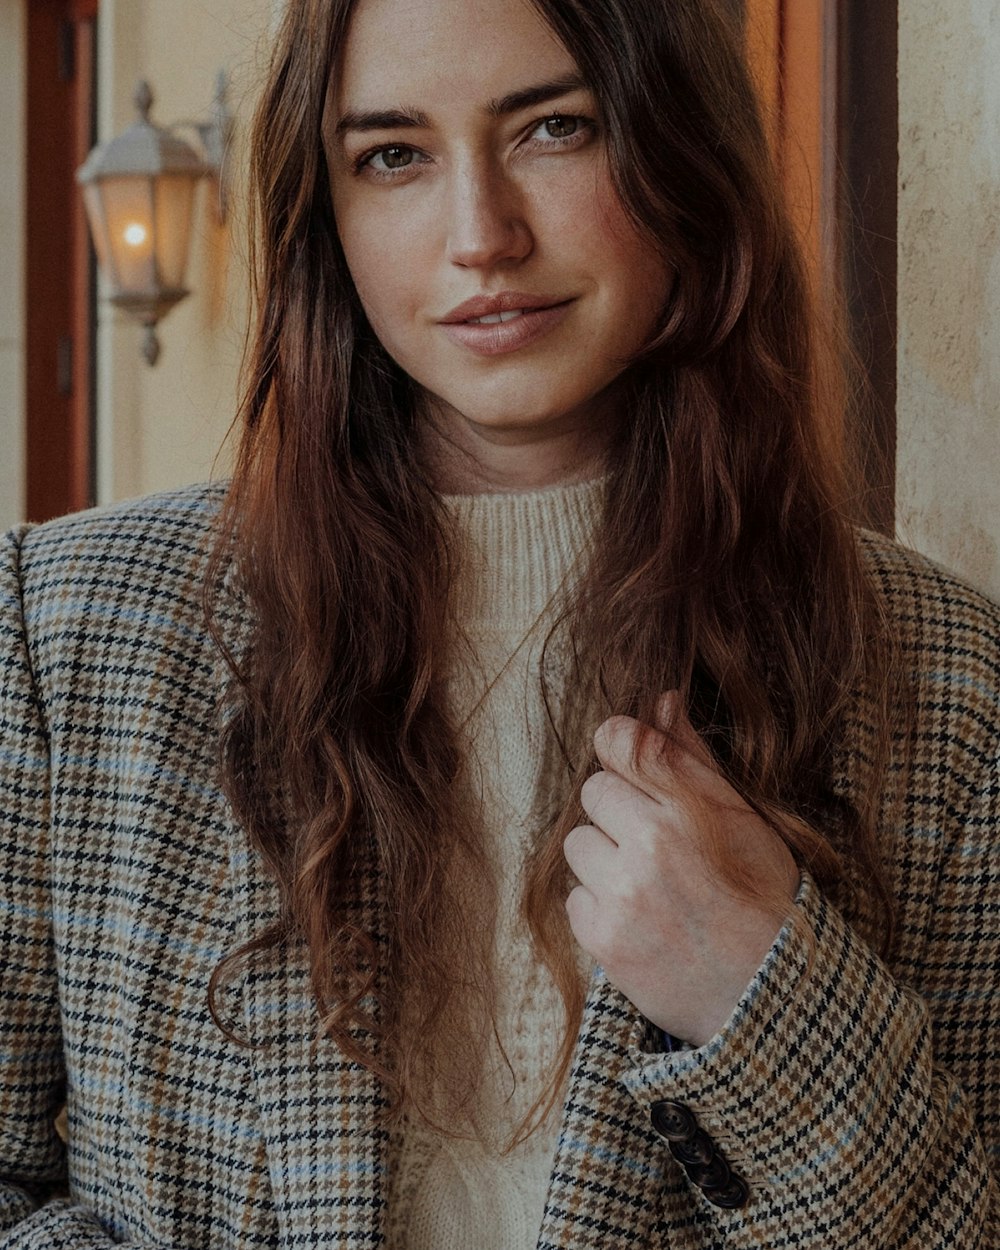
[
  {"xmin": 455, "ymin": 389, "xmax": 595, "ymax": 430},
  {"xmin": 472, "ymin": 411, "xmax": 582, "ymax": 440}
]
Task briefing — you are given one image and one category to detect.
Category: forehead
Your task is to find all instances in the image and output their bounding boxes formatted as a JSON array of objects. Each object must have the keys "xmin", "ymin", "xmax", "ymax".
[{"xmin": 335, "ymin": 0, "xmax": 576, "ymax": 103}]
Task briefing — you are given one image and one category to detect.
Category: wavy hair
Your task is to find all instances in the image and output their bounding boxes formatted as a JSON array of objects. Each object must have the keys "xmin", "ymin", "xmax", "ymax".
[{"xmin": 208, "ymin": 0, "xmax": 902, "ymax": 1141}]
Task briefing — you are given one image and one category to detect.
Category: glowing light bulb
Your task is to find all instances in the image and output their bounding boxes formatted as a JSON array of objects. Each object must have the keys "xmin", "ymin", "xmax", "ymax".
[{"xmin": 123, "ymin": 222, "xmax": 148, "ymax": 247}]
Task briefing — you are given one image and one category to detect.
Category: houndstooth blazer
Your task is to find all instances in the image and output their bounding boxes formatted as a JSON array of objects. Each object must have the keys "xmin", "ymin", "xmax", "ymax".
[{"xmin": 1, "ymin": 481, "xmax": 998, "ymax": 1248}]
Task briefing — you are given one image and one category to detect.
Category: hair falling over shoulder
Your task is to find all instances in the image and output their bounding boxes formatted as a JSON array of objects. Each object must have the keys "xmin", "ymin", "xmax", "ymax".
[{"xmin": 206, "ymin": 0, "xmax": 905, "ymax": 1141}]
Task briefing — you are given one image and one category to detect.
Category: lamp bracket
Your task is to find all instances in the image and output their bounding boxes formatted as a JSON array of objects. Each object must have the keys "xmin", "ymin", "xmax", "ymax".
[{"xmin": 170, "ymin": 70, "xmax": 235, "ymax": 222}]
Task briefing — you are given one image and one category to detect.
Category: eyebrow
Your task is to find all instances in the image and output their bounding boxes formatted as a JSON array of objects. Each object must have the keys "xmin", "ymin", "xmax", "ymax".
[{"xmin": 333, "ymin": 73, "xmax": 589, "ymax": 140}]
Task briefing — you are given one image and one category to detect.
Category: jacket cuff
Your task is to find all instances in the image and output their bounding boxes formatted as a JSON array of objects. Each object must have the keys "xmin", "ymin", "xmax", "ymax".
[{"xmin": 620, "ymin": 871, "xmax": 936, "ymax": 1205}]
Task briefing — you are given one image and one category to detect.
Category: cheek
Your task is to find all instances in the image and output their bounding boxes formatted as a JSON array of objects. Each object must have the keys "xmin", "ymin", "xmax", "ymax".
[
  {"xmin": 348, "ymin": 265, "xmax": 399, "ymax": 343},
  {"xmin": 569, "ymin": 173, "xmax": 670, "ymax": 327},
  {"xmin": 336, "ymin": 206, "xmax": 426, "ymax": 341},
  {"xmin": 599, "ymin": 204, "xmax": 668, "ymax": 313}
]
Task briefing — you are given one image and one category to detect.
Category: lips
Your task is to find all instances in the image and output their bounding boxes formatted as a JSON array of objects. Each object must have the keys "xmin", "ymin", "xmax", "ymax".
[
  {"xmin": 438, "ymin": 299, "xmax": 575, "ymax": 357},
  {"xmin": 465, "ymin": 308, "xmax": 529, "ymax": 325},
  {"xmin": 440, "ymin": 291, "xmax": 569, "ymax": 324}
]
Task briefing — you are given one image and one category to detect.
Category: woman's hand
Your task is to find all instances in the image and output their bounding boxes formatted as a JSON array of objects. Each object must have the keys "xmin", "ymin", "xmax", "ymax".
[{"xmin": 563, "ymin": 692, "xmax": 801, "ymax": 1048}]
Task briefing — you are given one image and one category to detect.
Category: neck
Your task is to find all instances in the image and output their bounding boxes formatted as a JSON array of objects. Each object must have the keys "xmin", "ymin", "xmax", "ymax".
[
  {"xmin": 417, "ymin": 394, "xmax": 617, "ymax": 494},
  {"xmin": 429, "ymin": 440, "xmax": 607, "ymax": 494}
]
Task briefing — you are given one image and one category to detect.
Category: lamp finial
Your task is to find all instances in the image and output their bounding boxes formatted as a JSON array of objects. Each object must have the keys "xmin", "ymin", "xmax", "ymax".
[{"xmin": 142, "ymin": 324, "xmax": 161, "ymax": 367}]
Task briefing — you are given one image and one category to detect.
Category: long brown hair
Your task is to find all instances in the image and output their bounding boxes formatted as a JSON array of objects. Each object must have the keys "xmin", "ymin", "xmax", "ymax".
[{"xmin": 208, "ymin": 0, "xmax": 900, "ymax": 1139}]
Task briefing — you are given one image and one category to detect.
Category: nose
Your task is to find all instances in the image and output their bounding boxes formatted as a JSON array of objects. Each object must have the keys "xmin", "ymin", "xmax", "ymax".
[{"xmin": 444, "ymin": 160, "xmax": 533, "ymax": 269}]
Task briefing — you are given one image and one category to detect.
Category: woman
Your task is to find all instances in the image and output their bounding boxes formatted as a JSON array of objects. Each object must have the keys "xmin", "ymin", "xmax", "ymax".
[{"xmin": 1, "ymin": 0, "xmax": 997, "ymax": 1245}]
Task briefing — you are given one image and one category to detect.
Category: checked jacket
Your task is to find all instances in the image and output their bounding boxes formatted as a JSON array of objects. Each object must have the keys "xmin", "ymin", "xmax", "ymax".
[{"xmin": 1, "ymin": 481, "xmax": 999, "ymax": 1248}]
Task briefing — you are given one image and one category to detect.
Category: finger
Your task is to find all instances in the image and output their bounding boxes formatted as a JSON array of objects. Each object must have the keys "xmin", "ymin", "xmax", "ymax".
[
  {"xmin": 579, "ymin": 769, "xmax": 665, "ymax": 847},
  {"xmin": 652, "ymin": 690, "xmax": 681, "ymax": 735},
  {"xmin": 593, "ymin": 714, "xmax": 673, "ymax": 804},
  {"xmin": 595, "ymin": 711, "xmax": 742, "ymax": 820},
  {"xmin": 563, "ymin": 822, "xmax": 618, "ymax": 885},
  {"xmin": 565, "ymin": 882, "xmax": 600, "ymax": 949}
]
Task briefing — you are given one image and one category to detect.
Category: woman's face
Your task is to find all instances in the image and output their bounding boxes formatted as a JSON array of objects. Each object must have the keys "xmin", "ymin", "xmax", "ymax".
[{"xmin": 325, "ymin": 0, "xmax": 670, "ymax": 479}]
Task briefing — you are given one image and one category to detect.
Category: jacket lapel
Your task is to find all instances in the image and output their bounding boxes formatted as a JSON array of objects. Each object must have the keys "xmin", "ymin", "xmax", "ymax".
[
  {"xmin": 537, "ymin": 967, "xmax": 667, "ymax": 1249},
  {"xmin": 212, "ymin": 553, "xmax": 389, "ymax": 1248},
  {"xmin": 229, "ymin": 834, "xmax": 389, "ymax": 1248}
]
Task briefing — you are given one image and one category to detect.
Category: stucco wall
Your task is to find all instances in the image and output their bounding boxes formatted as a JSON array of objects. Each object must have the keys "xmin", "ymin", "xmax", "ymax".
[{"xmin": 897, "ymin": 2, "xmax": 1000, "ymax": 601}]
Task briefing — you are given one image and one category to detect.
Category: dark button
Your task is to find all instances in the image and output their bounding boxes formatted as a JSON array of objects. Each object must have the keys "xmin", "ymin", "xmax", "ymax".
[
  {"xmin": 650, "ymin": 1099, "xmax": 698, "ymax": 1141},
  {"xmin": 685, "ymin": 1153, "xmax": 732, "ymax": 1191},
  {"xmin": 704, "ymin": 1174, "xmax": 750, "ymax": 1209},
  {"xmin": 669, "ymin": 1128, "xmax": 715, "ymax": 1166}
]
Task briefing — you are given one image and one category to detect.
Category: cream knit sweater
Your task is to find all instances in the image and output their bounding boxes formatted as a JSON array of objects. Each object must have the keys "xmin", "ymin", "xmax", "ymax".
[{"xmin": 386, "ymin": 476, "xmax": 605, "ymax": 1250}]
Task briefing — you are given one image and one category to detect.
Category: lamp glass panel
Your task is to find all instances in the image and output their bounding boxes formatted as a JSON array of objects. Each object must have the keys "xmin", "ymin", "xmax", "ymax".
[
  {"xmin": 82, "ymin": 183, "xmax": 113, "ymax": 277},
  {"xmin": 97, "ymin": 175, "xmax": 157, "ymax": 295},
  {"xmin": 153, "ymin": 174, "xmax": 199, "ymax": 291}
]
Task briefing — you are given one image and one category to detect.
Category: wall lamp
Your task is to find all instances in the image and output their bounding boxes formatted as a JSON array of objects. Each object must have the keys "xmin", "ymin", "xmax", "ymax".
[{"xmin": 77, "ymin": 74, "xmax": 234, "ymax": 366}]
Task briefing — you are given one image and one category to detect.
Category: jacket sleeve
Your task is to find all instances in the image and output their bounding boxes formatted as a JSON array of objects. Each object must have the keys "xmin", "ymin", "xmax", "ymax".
[
  {"xmin": 0, "ymin": 526, "xmax": 161, "ymax": 1249},
  {"xmin": 613, "ymin": 546, "xmax": 1000, "ymax": 1246},
  {"xmin": 621, "ymin": 858, "xmax": 998, "ymax": 1246}
]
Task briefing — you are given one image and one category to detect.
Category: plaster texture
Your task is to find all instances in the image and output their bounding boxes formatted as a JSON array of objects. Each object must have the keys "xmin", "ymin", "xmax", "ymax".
[{"xmin": 897, "ymin": 1, "xmax": 1000, "ymax": 600}]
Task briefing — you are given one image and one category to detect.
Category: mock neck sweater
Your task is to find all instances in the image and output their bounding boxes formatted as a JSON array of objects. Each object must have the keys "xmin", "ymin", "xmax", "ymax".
[{"xmin": 386, "ymin": 475, "xmax": 606, "ymax": 1250}]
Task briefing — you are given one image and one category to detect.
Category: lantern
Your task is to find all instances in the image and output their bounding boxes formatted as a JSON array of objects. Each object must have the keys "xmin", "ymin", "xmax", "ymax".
[{"xmin": 77, "ymin": 80, "xmax": 220, "ymax": 365}]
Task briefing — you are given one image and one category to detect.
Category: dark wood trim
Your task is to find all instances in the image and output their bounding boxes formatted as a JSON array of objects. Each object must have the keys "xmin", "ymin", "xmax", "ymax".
[
  {"xmin": 837, "ymin": 0, "xmax": 898, "ymax": 534},
  {"xmin": 25, "ymin": 0, "xmax": 97, "ymax": 523},
  {"xmin": 778, "ymin": 0, "xmax": 832, "ymax": 283}
]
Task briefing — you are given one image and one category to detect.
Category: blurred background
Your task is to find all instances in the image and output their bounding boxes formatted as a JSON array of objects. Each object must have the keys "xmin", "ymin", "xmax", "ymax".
[{"xmin": 1, "ymin": 0, "xmax": 999, "ymax": 600}]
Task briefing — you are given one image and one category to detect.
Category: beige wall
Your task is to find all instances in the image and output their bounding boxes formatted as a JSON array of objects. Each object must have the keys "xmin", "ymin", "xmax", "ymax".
[
  {"xmin": 95, "ymin": 0, "xmax": 276, "ymax": 507},
  {"xmin": 0, "ymin": 0, "xmax": 26, "ymax": 532},
  {"xmin": 897, "ymin": 2, "xmax": 1000, "ymax": 601}
]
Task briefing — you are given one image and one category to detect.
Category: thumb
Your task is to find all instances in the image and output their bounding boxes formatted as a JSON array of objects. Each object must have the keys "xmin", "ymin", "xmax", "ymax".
[{"xmin": 653, "ymin": 690, "xmax": 714, "ymax": 767}]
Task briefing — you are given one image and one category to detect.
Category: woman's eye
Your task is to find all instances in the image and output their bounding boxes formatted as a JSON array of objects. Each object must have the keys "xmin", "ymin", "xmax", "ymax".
[
  {"xmin": 352, "ymin": 144, "xmax": 430, "ymax": 181},
  {"xmin": 352, "ymin": 114, "xmax": 594, "ymax": 180},
  {"xmin": 535, "ymin": 115, "xmax": 582, "ymax": 140},
  {"xmin": 365, "ymin": 145, "xmax": 415, "ymax": 172},
  {"xmin": 525, "ymin": 114, "xmax": 598, "ymax": 152}
]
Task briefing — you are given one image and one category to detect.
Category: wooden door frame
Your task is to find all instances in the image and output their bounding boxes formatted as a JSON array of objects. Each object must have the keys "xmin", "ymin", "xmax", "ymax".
[
  {"xmin": 743, "ymin": 0, "xmax": 898, "ymax": 533},
  {"xmin": 838, "ymin": 0, "xmax": 898, "ymax": 534},
  {"xmin": 25, "ymin": 0, "xmax": 98, "ymax": 523},
  {"xmin": 745, "ymin": 0, "xmax": 838, "ymax": 284}
]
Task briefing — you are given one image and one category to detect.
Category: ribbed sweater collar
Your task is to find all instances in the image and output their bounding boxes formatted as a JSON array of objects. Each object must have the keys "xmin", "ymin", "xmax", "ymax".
[{"xmin": 440, "ymin": 476, "xmax": 606, "ymax": 629}]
